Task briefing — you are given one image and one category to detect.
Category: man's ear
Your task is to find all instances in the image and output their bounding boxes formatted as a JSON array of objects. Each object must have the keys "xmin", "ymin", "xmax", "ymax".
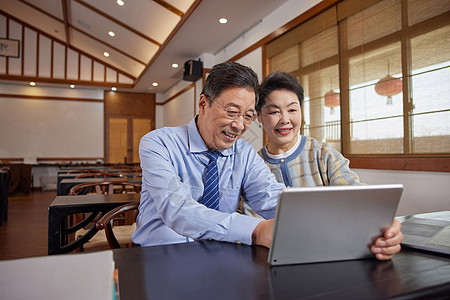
[{"xmin": 198, "ymin": 94, "xmax": 208, "ymax": 114}]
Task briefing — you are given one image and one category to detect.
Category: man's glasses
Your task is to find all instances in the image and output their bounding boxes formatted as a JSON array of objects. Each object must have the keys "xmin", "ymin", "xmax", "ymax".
[{"xmin": 204, "ymin": 95, "xmax": 257, "ymax": 125}]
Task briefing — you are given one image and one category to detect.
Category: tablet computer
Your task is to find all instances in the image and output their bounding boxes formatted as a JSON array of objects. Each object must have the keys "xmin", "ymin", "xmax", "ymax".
[{"xmin": 268, "ymin": 184, "xmax": 403, "ymax": 266}]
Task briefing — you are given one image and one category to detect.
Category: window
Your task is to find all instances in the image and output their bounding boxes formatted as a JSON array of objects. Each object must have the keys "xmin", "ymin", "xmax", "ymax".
[{"xmin": 266, "ymin": 0, "xmax": 450, "ymax": 170}]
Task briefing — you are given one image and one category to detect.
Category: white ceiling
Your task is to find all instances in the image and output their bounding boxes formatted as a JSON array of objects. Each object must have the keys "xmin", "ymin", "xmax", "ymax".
[{"xmin": 1, "ymin": 0, "xmax": 291, "ymax": 94}]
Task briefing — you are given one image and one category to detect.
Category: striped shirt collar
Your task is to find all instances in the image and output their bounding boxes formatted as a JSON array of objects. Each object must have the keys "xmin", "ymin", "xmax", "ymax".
[{"xmin": 261, "ymin": 135, "xmax": 306, "ymax": 164}]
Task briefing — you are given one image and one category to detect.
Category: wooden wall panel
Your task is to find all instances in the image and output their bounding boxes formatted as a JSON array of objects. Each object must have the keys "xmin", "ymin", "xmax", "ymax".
[
  {"xmin": 104, "ymin": 91, "xmax": 156, "ymax": 118},
  {"xmin": 80, "ymin": 55, "xmax": 92, "ymax": 81},
  {"xmin": 104, "ymin": 91, "xmax": 156, "ymax": 163},
  {"xmin": 93, "ymin": 61, "xmax": 104, "ymax": 82},
  {"xmin": 108, "ymin": 117, "xmax": 128, "ymax": 164},
  {"xmin": 349, "ymin": 157, "xmax": 450, "ymax": 172},
  {"xmin": 23, "ymin": 28, "xmax": 37, "ymax": 76},
  {"xmin": 53, "ymin": 42, "xmax": 65, "ymax": 78},
  {"xmin": 132, "ymin": 118, "xmax": 151, "ymax": 163},
  {"xmin": 106, "ymin": 68, "xmax": 117, "ymax": 82},
  {"xmin": 8, "ymin": 20, "xmax": 22, "ymax": 75},
  {"xmin": 38, "ymin": 35, "xmax": 51, "ymax": 77},
  {"xmin": 67, "ymin": 49, "xmax": 79, "ymax": 80}
]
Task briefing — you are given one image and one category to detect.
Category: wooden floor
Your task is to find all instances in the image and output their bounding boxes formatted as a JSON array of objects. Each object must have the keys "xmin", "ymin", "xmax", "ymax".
[{"xmin": 0, "ymin": 191, "xmax": 56, "ymax": 261}]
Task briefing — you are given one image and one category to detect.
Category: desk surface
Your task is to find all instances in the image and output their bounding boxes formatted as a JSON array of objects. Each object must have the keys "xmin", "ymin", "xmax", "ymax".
[
  {"xmin": 113, "ymin": 241, "xmax": 450, "ymax": 300},
  {"xmin": 50, "ymin": 193, "xmax": 140, "ymax": 207}
]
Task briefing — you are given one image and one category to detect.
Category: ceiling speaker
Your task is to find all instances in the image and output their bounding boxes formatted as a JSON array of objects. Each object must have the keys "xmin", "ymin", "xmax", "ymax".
[{"xmin": 183, "ymin": 60, "xmax": 203, "ymax": 82}]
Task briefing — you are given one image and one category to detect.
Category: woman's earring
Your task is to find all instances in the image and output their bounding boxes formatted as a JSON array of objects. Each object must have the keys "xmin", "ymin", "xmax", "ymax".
[{"xmin": 258, "ymin": 122, "xmax": 262, "ymax": 128}]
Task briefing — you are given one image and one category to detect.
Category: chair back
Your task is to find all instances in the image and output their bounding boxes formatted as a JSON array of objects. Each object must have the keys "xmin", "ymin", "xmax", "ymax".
[
  {"xmin": 69, "ymin": 181, "xmax": 141, "ymax": 195},
  {"xmin": 75, "ymin": 172, "xmax": 124, "ymax": 179},
  {"xmin": 96, "ymin": 202, "xmax": 140, "ymax": 249},
  {"xmin": 67, "ymin": 169, "xmax": 102, "ymax": 174}
]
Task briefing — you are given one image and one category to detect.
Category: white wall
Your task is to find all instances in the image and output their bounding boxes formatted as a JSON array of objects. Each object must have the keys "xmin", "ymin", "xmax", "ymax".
[
  {"xmin": 355, "ymin": 169, "xmax": 450, "ymax": 216},
  {"xmin": 160, "ymin": 80, "xmax": 196, "ymax": 128},
  {"xmin": 236, "ymin": 48, "xmax": 264, "ymax": 150},
  {"xmin": 163, "ymin": 87, "xmax": 195, "ymax": 127},
  {"xmin": 0, "ymin": 83, "xmax": 104, "ymax": 159}
]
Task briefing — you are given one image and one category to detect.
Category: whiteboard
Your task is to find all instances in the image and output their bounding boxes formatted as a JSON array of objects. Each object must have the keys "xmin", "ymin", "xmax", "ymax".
[{"xmin": 0, "ymin": 96, "xmax": 104, "ymax": 159}]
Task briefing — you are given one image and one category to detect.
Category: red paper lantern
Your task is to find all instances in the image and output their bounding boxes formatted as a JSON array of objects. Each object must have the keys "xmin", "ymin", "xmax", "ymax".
[
  {"xmin": 324, "ymin": 90, "xmax": 340, "ymax": 114},
  {"xmin": 374, "ymin": 74, "xmax": 402, "ymax": 105}
]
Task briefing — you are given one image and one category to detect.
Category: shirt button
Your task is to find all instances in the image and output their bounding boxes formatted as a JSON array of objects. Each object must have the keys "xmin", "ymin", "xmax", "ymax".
[{"xmin": 280, "ymin": 159, "xmax": 285, "ymax": 163}]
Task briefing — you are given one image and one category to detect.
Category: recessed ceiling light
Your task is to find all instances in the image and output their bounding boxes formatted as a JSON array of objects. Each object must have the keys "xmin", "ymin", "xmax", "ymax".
[
  {"xmin": 172, "ymin": 63, "xmax": 179, "ymax": 68},
  {"xmin": 70, "ymin": 84, "xmax": 75, "ymax": 89},
  {"xmin": 108, "ymin": 31, "xmax": 115, "ymax": 37},
  {"xmin": 117, "ymin": 0, "xmax": 124, "ymax": 6},
  {"xmin": 104, "ymin": 51, "xmax": 110, "ymax": 57},
  {"xmin": 111, "ymin": 87, "xmax": 117, "ymax": 91},
  {"xmin": 219, "ymin": 18, "xmax": 228, "ymax": 24},
  {"xmin": 152, "ymin": 82, "xmax": 158, "ymax": 87},
  {"xmin": 29, "ymin": 82, "xmax": 36, "ymax": 86}
]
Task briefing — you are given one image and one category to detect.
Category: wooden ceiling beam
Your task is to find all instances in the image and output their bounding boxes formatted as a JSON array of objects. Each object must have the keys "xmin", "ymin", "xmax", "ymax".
[
  {"xmin": 153, "ymin": 0, "xmax": 183, "ymax": 17},
  {"xmin": 62, "ymin": 0, "xmax": 71, "ymax": 45},
  {"xmin": 0, "ymin": 10, "xmax": 137, "ymax": 81}
]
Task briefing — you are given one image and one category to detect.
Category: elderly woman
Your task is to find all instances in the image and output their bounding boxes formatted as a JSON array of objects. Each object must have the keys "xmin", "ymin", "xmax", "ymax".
[
  {"xmin": 255, "ymin": 71, "xmax": 403, "ymax": 260},
  {"xmin": 256, "ymin": 71, "xmax": 360, "ymax": 187}
]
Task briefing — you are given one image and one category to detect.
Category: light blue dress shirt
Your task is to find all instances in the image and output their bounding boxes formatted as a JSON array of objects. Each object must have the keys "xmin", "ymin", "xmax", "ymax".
[{"xmin": 132, "ymin": 117, "xmax": 285, "ymax": 246}]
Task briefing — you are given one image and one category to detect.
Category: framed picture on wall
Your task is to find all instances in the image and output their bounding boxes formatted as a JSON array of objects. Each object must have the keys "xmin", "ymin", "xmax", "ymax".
[{"xmin": 0, "ymin": 38, "xmax": 20, "ymax": 58}]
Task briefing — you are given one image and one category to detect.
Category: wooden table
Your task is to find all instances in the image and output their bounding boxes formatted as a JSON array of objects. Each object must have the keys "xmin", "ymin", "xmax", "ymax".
[
  {"xmin": 57, "ymin": 166, "xmax": 112, "ymax": 174},
  {"xmin": 0, "ymin": 170, "xmax": 8, "ymax": 226},
  {"xmin": 58, "ymin": 177, "xmax": 141, "ymax": 196},
  {"xmin": 48, "ymin": 193, "xmax": 140, "ymax": 254},
  {"xmin": 113, "ymin": 241, "xmax": 450, "ymax": 299},
  {"xmin": 57, "ymin": 173, "xmax": 141, "ymax": 195}
]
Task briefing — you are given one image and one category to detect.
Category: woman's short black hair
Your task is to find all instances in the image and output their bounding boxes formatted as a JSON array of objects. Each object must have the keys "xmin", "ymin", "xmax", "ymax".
[
  {"xmin": 256, "ymin": 71, "xmax": 304, "ymax": 113},
  {"xmin": 201, "ymin": 61, "xmax": 259, "ymax": 104}
]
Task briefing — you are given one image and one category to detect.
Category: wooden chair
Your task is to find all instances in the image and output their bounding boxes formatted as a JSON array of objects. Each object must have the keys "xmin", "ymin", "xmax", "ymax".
[
  {"xmin": 75, "ymin": 172, "xmax": 124, "ymax": 179},
  {"xmin": 69, "ymin": 181, "xmax": 141, "ymax": 195},
  {"xmin": 96, "ymin": 202, "xmax": 140, "ymax": 249},
  {"xmin": 110, "ymin": 164, "xmax": 141, "ymax": 172},
  {"xmin": 67, "ymin": 169, "xmax": 102, "ymax": 174},
  {"xmin": 68, "ymin": 181, "xmax": 141, "ymax": 251}
]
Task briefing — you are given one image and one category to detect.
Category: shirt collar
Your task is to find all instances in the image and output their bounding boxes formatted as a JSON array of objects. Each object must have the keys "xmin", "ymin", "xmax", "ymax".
[
  {"xmin": 261, "ymin": 135, "xmax": 306, "ymax": 164},
  {"xmin": 187, "ymin": 116, "xmax": 234, "ymax": 157}
]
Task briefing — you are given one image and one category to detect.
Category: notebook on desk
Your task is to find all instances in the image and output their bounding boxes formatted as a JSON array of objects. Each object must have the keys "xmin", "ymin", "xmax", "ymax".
[
  {"xmin": 396, "ymin": 211, "xmax": 450, "ymax": 255},
  {"xmin": 268, "ymin": 184, "xmax": 403, "ymax": 266}
]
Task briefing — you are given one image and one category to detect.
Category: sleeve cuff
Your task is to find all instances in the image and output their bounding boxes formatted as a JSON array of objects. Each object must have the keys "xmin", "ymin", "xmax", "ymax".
[{"xmin": 227, "ymin": 213, "xmax": 264, "ymax": 245}]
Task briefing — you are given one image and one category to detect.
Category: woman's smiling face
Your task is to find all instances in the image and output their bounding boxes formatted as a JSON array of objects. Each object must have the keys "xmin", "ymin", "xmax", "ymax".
[{"xmin": 258, "ymin": 89, "xmax": 302, "ymax": 154}]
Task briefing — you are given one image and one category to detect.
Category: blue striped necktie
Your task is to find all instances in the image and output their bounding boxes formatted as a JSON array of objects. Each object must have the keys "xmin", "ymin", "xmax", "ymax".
[{"xmin": 202, "ymin": 151, "xmax": 220, "ymax": 210}]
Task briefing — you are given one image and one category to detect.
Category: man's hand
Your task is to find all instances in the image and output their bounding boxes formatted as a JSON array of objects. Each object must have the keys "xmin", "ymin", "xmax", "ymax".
[
  {"xmin": 252, "ymin": 219, "xmax": 274, "ymax": 248},
  {"xmin": 371, "ymin": 218, "xmax": 403, "ymax": 260}
]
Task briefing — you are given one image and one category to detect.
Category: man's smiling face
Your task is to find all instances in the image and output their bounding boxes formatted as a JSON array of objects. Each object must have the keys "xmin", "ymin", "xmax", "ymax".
[{"xmin": 197, "ymin": 87, "xmax": 256, "ymax": 151}]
